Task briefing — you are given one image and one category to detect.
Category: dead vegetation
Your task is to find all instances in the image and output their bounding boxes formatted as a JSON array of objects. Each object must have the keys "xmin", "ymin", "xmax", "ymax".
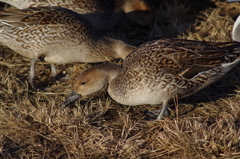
[{"xmin": 0, "ymin": 0, "xmax": 240, "ymax": 158}]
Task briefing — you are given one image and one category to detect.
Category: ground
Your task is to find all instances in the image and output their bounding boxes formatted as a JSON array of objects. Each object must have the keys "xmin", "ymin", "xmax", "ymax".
[{"xmin": 0, "ymin": 0, "xmax": 240, "ymax": 158}]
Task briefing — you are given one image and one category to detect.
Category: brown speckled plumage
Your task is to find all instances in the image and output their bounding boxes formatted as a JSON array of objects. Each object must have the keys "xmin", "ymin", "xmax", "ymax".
[
  {"xmin": 63, "ymin": 38, "xmax": 240, "ymax": 119},
  {"xmin": 0, "ymin": 6, "xmax": 136, "ymax": 90},
  {"xmin": 0, "ymin": 0, "xmax": 154, "ymax": 31}
]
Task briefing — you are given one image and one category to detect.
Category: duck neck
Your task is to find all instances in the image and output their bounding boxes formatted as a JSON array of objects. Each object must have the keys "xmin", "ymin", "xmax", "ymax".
[
  {"xmin": 107, "ymin": 38, "xmax": 136, "ymax": 60},
  {"xmin": 99, "ymin": 63, "xmax": 122, "ymax": 83}
]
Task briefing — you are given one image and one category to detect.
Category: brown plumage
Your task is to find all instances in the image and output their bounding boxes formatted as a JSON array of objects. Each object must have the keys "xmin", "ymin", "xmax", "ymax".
[
  {"xmin": 0, "ymin": 6, "xmax": 136, "ymax": 90},
  {"xmin": 0, "ymin": 0, "xmax": 154, "ymax": 31},
  {"xmin": 62, "ymin": 38, "xmax": 240, "ymax": 120}
]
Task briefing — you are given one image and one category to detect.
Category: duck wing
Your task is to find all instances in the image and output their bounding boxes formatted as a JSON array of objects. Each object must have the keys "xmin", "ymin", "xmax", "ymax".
[{"xmin": 123, "ymin": 38, "xmax": 240, "ymax": 79}]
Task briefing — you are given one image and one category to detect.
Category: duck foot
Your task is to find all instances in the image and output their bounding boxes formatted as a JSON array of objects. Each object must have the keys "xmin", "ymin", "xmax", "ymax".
[{"xmin": 144, "ymin": 108, "xmax": 170, "ymax": 119}]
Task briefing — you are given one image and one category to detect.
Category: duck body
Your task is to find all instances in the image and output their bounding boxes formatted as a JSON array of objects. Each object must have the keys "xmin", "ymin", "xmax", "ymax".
[
  {"xmin": 0, "ymin": 0, "xmax": 153, "ymax": 31},
  {"xmin": 109, "ymin": 39, "xmax": 240, "ymax": 105},
  {"xmin": 0, "ymin": 6, "xmax": 135, "ymax": 90},
  {"xmin": 63, "ymin": 39, "xmax": 240, "ymax": 119},
  {"xmin": 0, "ymin": 7, "xmax": 135, "ymax": 63}
]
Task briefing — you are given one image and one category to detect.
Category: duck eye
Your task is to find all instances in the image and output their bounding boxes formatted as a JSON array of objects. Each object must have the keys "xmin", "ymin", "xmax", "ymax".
[{"xmin": 81, "ymin": 82, "xmax": 86, "ymax": 85}]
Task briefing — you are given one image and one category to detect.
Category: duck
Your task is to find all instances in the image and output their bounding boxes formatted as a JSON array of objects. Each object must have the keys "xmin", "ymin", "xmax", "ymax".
[
  {"xmin": 0, "ymin": 0, "xmax": 154, "ymax": 31},
  {"xmin": 61, "ymin": 38, "xmax": 240, "ymax": 120},
  {"xmin": 0, "ymin": 6, "xmax": 136, "ymax": 90}
]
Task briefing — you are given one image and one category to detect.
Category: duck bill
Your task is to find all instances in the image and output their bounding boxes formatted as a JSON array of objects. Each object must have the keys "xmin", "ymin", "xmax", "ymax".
[{"xmin": 61, "ymin": 91, "xmax": 81, "ymax": 107}]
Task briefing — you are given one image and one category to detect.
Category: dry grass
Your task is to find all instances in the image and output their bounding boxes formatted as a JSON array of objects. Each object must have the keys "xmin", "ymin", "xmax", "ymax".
[{"xmin": 1, "ymin": 0, "xmax": 240, "ymax": 158}]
